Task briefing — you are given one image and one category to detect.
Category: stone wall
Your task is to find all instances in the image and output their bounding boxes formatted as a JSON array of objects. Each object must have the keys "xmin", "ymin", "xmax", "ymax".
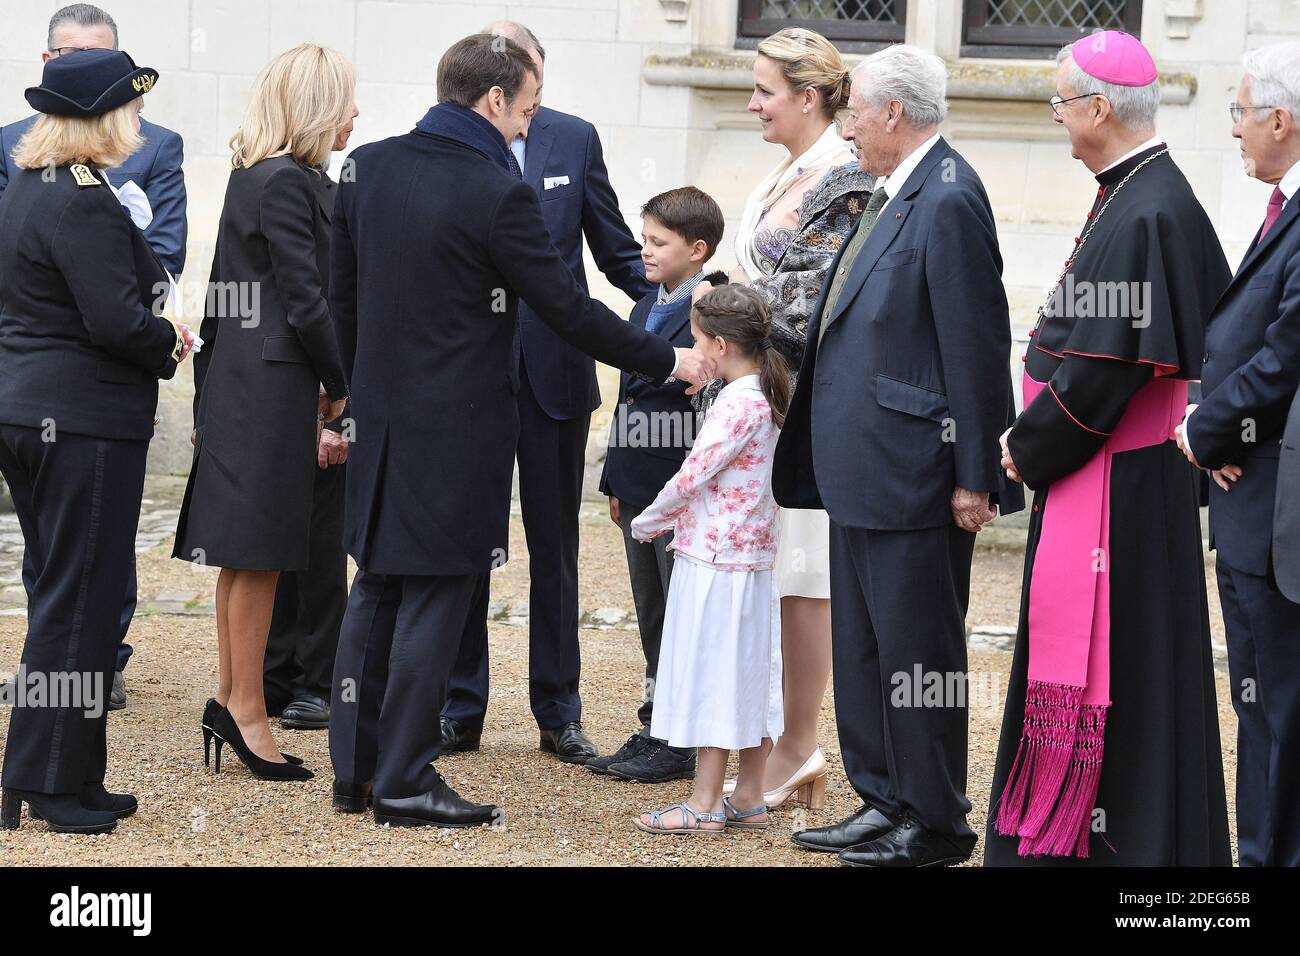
[{"xmin": 0, "ymin": 0, "xmax": 1296, "ymax": 479}]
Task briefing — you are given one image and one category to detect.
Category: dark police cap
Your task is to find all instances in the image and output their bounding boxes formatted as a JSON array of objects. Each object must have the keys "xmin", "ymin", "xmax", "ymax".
[{"xmin": 25, "ymin": 48, "xmax": 158, "ymax": 118}]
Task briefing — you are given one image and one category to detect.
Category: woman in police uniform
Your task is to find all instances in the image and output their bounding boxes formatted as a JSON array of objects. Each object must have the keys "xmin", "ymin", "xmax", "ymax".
[
  {"xmin": 173, "ymin": 44, "xmax": 354, "ymax": 783},
  {"xmin": 0, "ymin": 49, "xmax": 193, "ymax": 834}
]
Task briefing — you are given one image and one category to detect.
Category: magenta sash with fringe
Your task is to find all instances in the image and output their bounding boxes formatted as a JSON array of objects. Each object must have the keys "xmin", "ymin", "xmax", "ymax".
[{"xmin": 994, "ymin": 370, "xmax": 1185, "ymax": 857}]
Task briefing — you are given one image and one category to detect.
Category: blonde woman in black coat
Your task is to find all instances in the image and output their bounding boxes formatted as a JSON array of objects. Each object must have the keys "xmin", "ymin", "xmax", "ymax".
[
  {"xmin": 0, "ymin": 50, "xmax": 193, "ymax": 833},
  {"xmin": 174, "ymin": 44, "xmax": 356, "ymax": 782}
]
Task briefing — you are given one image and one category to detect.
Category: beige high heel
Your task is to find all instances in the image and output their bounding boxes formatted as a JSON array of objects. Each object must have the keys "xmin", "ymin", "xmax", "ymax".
[{"xmin": 722, "ymin": 748, "xmax": 830, "ymax": 810}]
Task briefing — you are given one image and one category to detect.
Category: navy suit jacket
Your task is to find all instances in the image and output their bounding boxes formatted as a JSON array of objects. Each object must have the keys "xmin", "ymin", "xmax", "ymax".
[
  {"xmin": 598, "ymin": 292, "xmax": 697, "ymax": 510},
  {"xmin": 0, "ymin": 115, "xmax": 187, "ymax": 276},
  {"xmin": 1188, "ymin": 191, "xmax": 1300, "ymax": 579},
  {"xmin": 331, "ymin": 128, "xmax": 674, "ymax": 576},
  {"xmin": 515, "ymin": 105, "xmax": 653, "ymax": 420},
  {"xmin": 773, "ymin": 138, "xmax": 1023, "ymax": 529}
]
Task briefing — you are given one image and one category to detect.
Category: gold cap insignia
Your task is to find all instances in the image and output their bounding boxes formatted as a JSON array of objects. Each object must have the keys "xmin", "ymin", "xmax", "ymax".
[
  {"xmin": 131, "ymin": 74, "xmax": 154, "ymax": 94},
  {"xmin": 70, "ymin": 164, "xmax": 100, "ymax": 188}
]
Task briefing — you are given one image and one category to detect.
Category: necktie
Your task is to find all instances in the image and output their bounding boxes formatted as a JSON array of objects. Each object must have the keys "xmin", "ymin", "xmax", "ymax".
[
  {"xmin": 506, "ymin": 149, "xmax": 523, "ymax": 179},
  {"xmin": 816, "ymin": 187, "xmax": 891, "ymax": 347},
  {"xmin": 1259, "ymin": 186, "xmax": 1286, "ymax": 242}
]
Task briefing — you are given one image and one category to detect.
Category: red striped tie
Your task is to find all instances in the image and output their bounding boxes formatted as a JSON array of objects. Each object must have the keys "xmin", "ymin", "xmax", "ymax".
[{"xmin": 1260, "ymin": 186, "xmax": 1286, "ymax": 241}]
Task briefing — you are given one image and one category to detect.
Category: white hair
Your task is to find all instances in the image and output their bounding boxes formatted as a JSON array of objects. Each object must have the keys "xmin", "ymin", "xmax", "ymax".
[
  {"xmin": 1242, "ymin": 42, "xmax": 1300, "ymax": 122},
  {"xmin": 1056, "ymin": 44, "xmax": 1159, "ymax": 132},
  {"xmin": 851, "ymin": 44, "xmax": 947, "ymax": 129}
]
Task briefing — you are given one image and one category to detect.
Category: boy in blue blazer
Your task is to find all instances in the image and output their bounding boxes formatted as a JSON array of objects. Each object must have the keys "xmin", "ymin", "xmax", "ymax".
[{"xmin": 592, "ymin": 187, "xmax": 726, "ymax": 783}]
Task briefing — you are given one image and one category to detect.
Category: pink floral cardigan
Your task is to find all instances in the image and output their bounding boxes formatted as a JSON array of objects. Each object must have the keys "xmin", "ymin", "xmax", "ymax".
[{"xmin": 630, "ymin": 375, "xmax": 780, "ymax": 572}]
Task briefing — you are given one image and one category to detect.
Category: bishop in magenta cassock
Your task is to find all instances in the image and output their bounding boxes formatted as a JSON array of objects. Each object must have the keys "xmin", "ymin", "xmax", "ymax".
[{"xmin": 986, "ymin": 32, "xmax": 1233, "ymax": 865}]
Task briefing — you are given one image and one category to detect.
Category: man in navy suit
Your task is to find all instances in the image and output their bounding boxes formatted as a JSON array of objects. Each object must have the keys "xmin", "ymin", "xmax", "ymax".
[
  {"xmin": 439, "ymin": 22, "xmax": 654, "ymax": 763},
  {"xmin": 774, "ymin": 46, "xmax": 1021, "ymax": 867},
  {"xmin": 326, "ymin": 34, "xmax": 710, "ymax": 826},
  {"xmin": 1178, "ymin": 43, "xmax": 1300, "ymax": 867},
  {"xmin": 0, "ymin": 4, "xmax": 187, "ymax": 707}
]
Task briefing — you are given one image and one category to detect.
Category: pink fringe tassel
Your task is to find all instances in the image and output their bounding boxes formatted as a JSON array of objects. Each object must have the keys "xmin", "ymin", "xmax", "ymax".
[
  {"xmin": 1013, "ymin": 702, "xmax": 1109, "ymax": 859},
  {"xmin": 994, "ymin": 681, "xmax": 1082, "ymax": 838}
]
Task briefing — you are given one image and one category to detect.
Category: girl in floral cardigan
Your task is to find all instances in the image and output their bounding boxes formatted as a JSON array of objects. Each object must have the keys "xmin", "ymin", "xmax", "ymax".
[{"xmin": 630, "ymin": 285, "xmax": 791, "ymax": 836}]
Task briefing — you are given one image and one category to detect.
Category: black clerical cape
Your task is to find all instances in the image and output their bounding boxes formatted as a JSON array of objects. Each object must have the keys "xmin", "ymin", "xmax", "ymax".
[{"xmin": 984, "ymin": 145, "xmax": 1233, "ymax": 865}]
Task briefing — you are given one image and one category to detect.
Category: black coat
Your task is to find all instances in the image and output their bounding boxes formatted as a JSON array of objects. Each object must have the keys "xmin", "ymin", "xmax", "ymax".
[
  {"xmin": 515, "ymin": 106, "xmax": 654, "ymax": 419},
  {"xmin": 0, "ymin": 164, "xmax": 181, "ymax": 440},
  {"xmin": 598, "ymin": 292, "xmax": 697, "ymax": 510},
  {"xmin": 332, "ymin": 129, "xmax": 676, "ymax": 576},
  {"xmin": 1190, "ymin": 193, "xmax": 1300, "ymax": 581},
  {"xmin": 174, "ymin": 157, "xmax": 347, "ymax": 571},
  {"xmin": 773, "ymin": 139, "xmax": 1023, "ymax": 528}
]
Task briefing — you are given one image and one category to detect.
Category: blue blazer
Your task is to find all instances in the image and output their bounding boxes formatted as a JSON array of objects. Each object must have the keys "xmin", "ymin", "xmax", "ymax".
[
  {"xmin": 0, "ymin": 115, "xmax": 187, "ymax": 276},
  {"xmin": 1188, "ymin": 192, "xmax": 1300, "ymax": 578},
  {"xmin": 773, "ymin": 138, "xmax": 1023, "ymax": 529},
  {"xmin": 598, "ymin": 292, "xmax": 697, "ymax": 510},
  {"xmin": 515, "ymin": 105, "xmax": 654, "ymax": 420}
]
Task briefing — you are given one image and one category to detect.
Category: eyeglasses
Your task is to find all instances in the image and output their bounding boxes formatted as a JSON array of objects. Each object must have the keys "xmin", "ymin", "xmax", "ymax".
[
  {"xmin": 1229, "ymin": 102, "xmax": 1277, "ymax": 121},
  {"xmin": 1049, "ymin": 92, "xmax": 1103, "ymax": 115},
  {"xmin": 48, "ymin": 46, "xmax": 99, "ymax": 58}
]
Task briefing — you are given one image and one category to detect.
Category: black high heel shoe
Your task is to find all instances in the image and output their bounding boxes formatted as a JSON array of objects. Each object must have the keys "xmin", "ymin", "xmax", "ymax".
[
  {"xmin": 0, "ymin": 788, "xmax": 118, "ymax": 834},
  {"xmin": 210, "ymin": 709, "xmax": 313, "ymax": 781},
  {"xmin": 203, "ymin": 698, "xmax": 303, "ymax": 767}
]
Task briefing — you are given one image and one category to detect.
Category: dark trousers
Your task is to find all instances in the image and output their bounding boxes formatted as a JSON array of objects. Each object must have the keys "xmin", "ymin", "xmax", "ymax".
[
  {"xmin": 828, "ymin": 520, "xmax": 976, "ymax": 844},
  {"xmin": 0, "ymin": 425, "xmax": 147, "ymax": 794},
  {"xmin": 264, "ymin": 462, "xmax": 346, "ymax": 711},
  {"xmin": 330, "ymin": 568, "xmax": 480, "ymax": 798},
  {"xmin": 1216, "ymin": 556, "xmax": 1300, "ymax": 866},
  {"xmin": 444, "ymin": 361, "xmax": 589, "ymax": 730},
  {"xmin": 617, "ymin": 500, "xmax": 673, "ymax": 729},
  {"xmin": 22, "ymin": 529, "xmax": 135, "ymax": 673}
]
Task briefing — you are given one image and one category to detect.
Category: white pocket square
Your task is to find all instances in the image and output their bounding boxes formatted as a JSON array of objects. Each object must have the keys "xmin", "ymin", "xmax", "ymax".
[{"xmin": 543, "ymin": 176, "xmax": 570, "ymax": 190}]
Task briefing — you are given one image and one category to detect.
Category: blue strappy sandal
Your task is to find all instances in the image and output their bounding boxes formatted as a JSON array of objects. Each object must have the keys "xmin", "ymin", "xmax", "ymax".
[
  {"xmin": 723, "ymin": 796, "xmax": 770, "ymax": 830},
  {"xmin": 634, "ymin": 801, "xmax": 727, "ymax": 836}
]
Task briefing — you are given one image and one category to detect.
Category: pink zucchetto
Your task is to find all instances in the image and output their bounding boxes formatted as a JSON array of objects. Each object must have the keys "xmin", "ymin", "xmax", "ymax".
[{"xmin": 1071, "ymin": 30, "xmax": 1158, "ymax": 87}]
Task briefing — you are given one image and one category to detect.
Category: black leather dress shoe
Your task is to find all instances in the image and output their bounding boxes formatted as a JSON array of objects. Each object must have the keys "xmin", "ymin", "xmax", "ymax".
[
  {"xmin": 332, "ymin": 779, "xmax": 373, "ymax": 813},
  {"xmin": 838, "ymin": 815, "xmax": 975, "ymax": 868},
  {"xmin": 586, "ymin": 730, "xmax": 650, "ymax": 775},
  {"xmin": 607, "ymin": 740, "xmax": 696, "ymax": 783},
  {"xmin": 280, "ymin": 693, "xmax": 330, "ymax": 730},
  {"xmin": 372, "ymin": 776, "xmax": 501, "ymax": 829},
  {"xmin": 108, "ymin": 671, "xmax": 127, "ymax": 711},
  {"xmin": 440, "ymin": 716, "xmax": 482, "ymax": 753},
  {"xmin": 539, "ymin": 721, "xmax": 597, "ymax": 764},
  {"xmin": 791, "ymin": 804, "xmax": 896, "ymax": 853}
]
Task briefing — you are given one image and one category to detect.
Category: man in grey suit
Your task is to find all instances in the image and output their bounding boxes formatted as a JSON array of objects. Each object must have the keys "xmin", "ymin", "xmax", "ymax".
[
  {"xmin": 1276, "ymin": 392, "xmax": 1300, "ymax": 601},
  {"xmin": 0, "ymin": 3, "xmax": 187, "ymax": 709}
]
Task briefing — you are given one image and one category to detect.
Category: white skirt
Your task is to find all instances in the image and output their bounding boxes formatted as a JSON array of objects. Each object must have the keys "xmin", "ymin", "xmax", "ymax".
[
  {"xmin": 649, "ymin": 556, "xmax": 783, "ymax": 751},
  {"xmin": 776, "ymin": 508, "xmax": 831, "ymax": 600}
]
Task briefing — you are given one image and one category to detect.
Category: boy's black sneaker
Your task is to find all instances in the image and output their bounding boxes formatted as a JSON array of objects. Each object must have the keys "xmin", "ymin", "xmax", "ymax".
[
  {"xmin": 607, "ymin": 740, "xmax": 696, "ymax": 783},
  {"xmin": 586, "ymin": 730, "xmax": 651, "ymax": 775}
]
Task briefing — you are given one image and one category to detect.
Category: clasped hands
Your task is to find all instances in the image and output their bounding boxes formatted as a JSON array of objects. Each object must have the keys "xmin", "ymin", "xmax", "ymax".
[
  {"xmin": 314, "ymin": 386, "xmax": 349, "ymax": 468},
  {"xmin": 1000, "ymin": 407, "xmax": 1244, "ymax": 495},
  {"xmin": 1174, "ymin": 403, "xmax": 1242, "ymax": 492}
]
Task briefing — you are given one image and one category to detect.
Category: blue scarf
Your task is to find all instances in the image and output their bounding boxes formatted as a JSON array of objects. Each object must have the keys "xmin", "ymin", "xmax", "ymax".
[{"xmin": 414, "ymin": 103, "xmax": 512, "ymax": 172}]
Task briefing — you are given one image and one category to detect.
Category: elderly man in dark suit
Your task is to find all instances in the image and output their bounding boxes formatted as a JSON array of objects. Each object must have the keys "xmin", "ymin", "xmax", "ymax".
[
  {"xmin": 774, "ymin": 45, "xmax": 1021, "ymax": 867},
  {"xmin": 327, "ymin": 34, "xmax": 710, "ymax": 827},
  {"xmin": 0, "ymin": 3, "xmax": 187, "ymax": 711},
  {"xmin": 437, "ymin": 21, "xmax": 655, "ymax": 763},
  {"xmin": 1178, "ymin": 42, "xmax": 1300, "ymax": 867}
]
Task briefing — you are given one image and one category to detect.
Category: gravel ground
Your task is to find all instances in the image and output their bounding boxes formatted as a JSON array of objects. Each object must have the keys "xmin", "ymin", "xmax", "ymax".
[{"xmin": 0, "ymin": 496, "xmax": 1237, "ymax": 866}]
